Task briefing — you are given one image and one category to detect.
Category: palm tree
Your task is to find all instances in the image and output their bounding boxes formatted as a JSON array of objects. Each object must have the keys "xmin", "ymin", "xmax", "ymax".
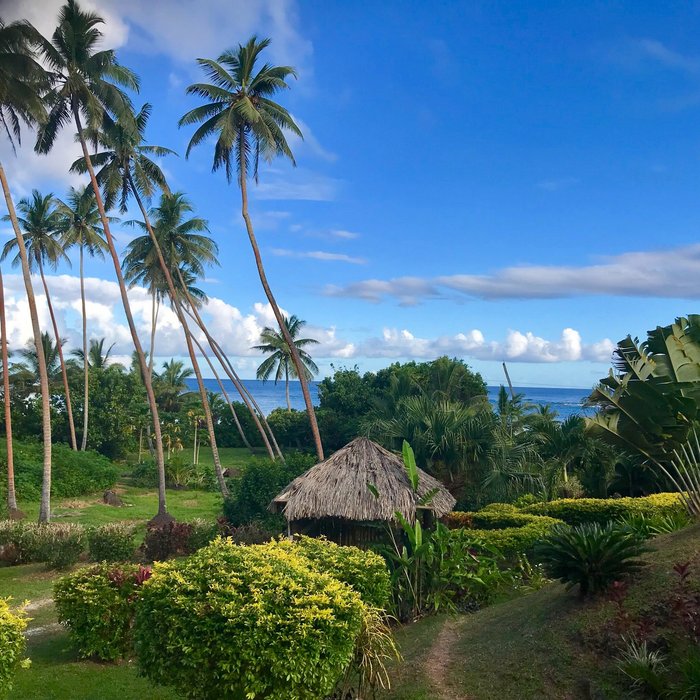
[
  {"xmin": 14, "ymin": 331, "xmax": 63, "ymax": 388},
  {"xmin": 179, "ymin": 36, "xmax": 325, "ymax": 460},
  {"xmin": 55, "ymin": 186, "xmax": 108, "ymax": 450},
  {"xmin": 155, "ymin": 359, "xmax": 193, "ymax": 413},
  {"xmin": 34, "ymin": 1, "xmax": 173, "ymax": 523},
  {"xmin": 0, "ymin": 17, "xmax": 53, "ymax": 521},
  {"xmin": 1, "ymin": 190, "xmax": 78, "ymax": 450},
  {"xmin": 73, "ymin": 337, "xmax": 114, "ymax": 370},
  {"xmin": 0, "ymin": 267, "xmax": 21, "ymax": 517},
  {"xmin": 253, "ymin": 315, "xmax": 319, "ymax": 411}
]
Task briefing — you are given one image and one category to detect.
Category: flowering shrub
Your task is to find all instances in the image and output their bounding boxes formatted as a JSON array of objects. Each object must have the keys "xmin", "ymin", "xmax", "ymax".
[
  {"xmin": 38, "ymin": 523, "xmax": 86, "ymax": 569},
  {"xmin": 133, "ymin": 538, "xmax": 364, "ymax": 699},
  {"xmin": 87, "ymin": 523, "xmax": 136, "ymax": 562},
  {"xmin": 54, "ymin": 563, "xmax": 151, "ymax": 660},
  {"xmin": 0, "ymin": 521, "xmax": 43, "ymax": 564},
  {"xmin": 0, "ymin": 598, "xmax": 28, "ymax": 696}
]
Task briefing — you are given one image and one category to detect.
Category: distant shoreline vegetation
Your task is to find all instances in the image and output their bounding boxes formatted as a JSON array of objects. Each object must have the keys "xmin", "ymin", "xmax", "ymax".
[{"xmin": 185, "ymin": 377, "xmax": 594, "ymax": 418}]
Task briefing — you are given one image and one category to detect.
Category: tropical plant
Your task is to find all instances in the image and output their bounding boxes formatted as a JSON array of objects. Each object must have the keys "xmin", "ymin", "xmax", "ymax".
[
  {"xmin": 0, "ymin": 16, "xmax": 53, "ymax": 521},
  {"xmin": 55, "ymin": 186, "xmax": 108, "ymax": 450},
  {"xmin": 35, "ymin": 0, "xmax": 172, "ymax": 524},
  {"xmin": 254, "ymin": 315, "xmax": 319, "ymax": 411},
  {"xmin": 72, "ymin": 337, "xmax": 114, "ymax": 370},
  {"xmin": 616, "ymin": 636, "xmax": 667, "ymax": 696},
  {"xmin": 535, "ymin": 522, "xmax": 650, "ymax": 598},
  {"xmin": 0, "ymin": 269, "xmax": 19, "ymax": 517},
  {"xmin": 2, "ymin": 189, "xmax": 78, "ymax": 450},
  {"xmin": 180, "ymin": 35, "xmax": 325, "ymax": 460},
  {"xmin": 78, "ymin": 98, "xmax": 228, "ymax": 496},
  {"xmin": 587, "ymin": 316, "xmax": 700, "ymax": 469}
]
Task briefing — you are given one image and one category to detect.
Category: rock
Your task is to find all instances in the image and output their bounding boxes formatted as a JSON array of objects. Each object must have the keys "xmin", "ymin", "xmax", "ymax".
[
  {"xmin": 103, "ymin": 489, "xmax": 124, "ymax": 507},
  {"xmin": 222, "ymin": 467, "xmax": 241, "ymax": 479}
]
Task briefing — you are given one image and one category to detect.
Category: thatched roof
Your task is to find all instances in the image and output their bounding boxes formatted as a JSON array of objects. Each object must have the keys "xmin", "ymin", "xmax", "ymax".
[{"xmin": 271, "ymin": 437, "xmax": 455, "ymax": 522}]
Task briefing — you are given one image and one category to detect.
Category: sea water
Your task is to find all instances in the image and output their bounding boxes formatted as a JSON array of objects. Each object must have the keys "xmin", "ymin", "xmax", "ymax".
[{"xmin": 186, "ymin": 378, "xmax": 594, "ymax": 420}]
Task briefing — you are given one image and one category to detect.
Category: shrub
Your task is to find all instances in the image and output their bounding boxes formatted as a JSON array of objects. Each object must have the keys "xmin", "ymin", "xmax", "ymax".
[
  {"xmin": 87, "ymin": 523, "xmax": 136, "ymax": 562},
  {"xmin": 0, "ymin": 598, "xmax": 28, "ymax": 697},
  {"xmin": 133, "ymin": 538, "xmax": 364, "ymax": 700},
  {"xmin": 465, "ymin": 518, "xmax": 562, "ymax": 557},
  {"xmin": 38, "ymin": 523, "xmax": 86, "ymax": 569},
  {"xmin": 535, "ymin": 523, "xmax": 650, "ymax": 598},
  {"xmin": 271, "ymin": 536, "xmax": 391, "ymax": 609},
  {"xmin": 442, "ymin": 511, "xmax": 473, "ymax": 529},
  {"xmin": 618, "ymin": 510, "xmax": 692, "ymax": 540},
  {"xmin": 523, "ymin": 493, "xmax": 684, "ymax": 526},
  {"xmin": 0, "ymin": 521, "xmax": 42, "ymax": 565},
  {"xmin": 185, "ymin": 518, "xmax": 218, "ymax": 552},
  {"xmin": 54, "ymin": 563, "xmax": 151, "ymax": 661},
  {"xmin": 142, "ymin": 521, "xmax": 193, "ymax": 561},
  {"xmin": 222, "ymin": 452, "xmax": 315, "ymax": 528}
]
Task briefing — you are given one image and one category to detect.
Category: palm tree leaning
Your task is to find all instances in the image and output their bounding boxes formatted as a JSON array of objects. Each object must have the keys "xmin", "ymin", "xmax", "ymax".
[
  {"xmin": 34, "ymin": 0, "xmax": 173, "ymax": 523},
  {"xmin": 0, "ymin": 17, "xmax": 53, "ymax": 521},
  {"xmin": 254, "ymin": 315, "xmax": 319, "ymax": 411},
  {"xmin": 73, "ymin": 99, "xmax": 228, "ymax": 498},
  {"xmin": 179, "ymin": 35, "xmax": 325, "ymax": 460},
  {"xmin": 2, "ymin": 190, "xmax": 78, "ymax": 450},
  {"xmin": 55, "ymin": 186, "xmax": 108, "ymax": 450},
  {"xmin": 73, "ymin": 337, "xmax": 114, "ymax": 370}
]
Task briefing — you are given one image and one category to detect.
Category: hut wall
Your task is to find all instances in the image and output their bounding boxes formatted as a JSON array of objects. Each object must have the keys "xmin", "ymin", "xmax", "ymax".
[{"xmin": 290, "ymin": 518, "xmax": 389, "ymax": 548}]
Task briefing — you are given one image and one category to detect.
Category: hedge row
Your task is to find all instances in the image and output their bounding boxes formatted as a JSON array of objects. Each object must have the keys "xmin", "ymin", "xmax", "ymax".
[
  {"xmin": 55, "ymin": 537, "xmax": 390, "ymax": 700},
  {"xmin": 467, "ymin": 517, "xmax": 563, "ymax": 557},
  {"xmin": 521, "ymin": 493, "xmax": 684, "ymax": 526}
]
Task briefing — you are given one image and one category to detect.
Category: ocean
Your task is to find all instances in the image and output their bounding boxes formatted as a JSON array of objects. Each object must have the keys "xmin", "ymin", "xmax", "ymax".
[{"xmin": 186, "ymin": 378, "xmax": 595, "ymax": 420}]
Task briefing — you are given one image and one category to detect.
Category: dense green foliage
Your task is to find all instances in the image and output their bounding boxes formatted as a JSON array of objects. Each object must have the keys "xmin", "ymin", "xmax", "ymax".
[
  {"xmin": 0, "ymin": 598, "xmax": 27, "ymax": 697},
  {"xmin": 273, "ymin": 536, "xmax": 391, "ymax": 609},
  {"xmin": 522, "ymin": 492, "xmax": 684, "ymax": 525},
  {"xmin": 54, "ymin": 564, "xmax": 152, "ymax": 661},
  {"xmin": 133, "ymin": 538, "xmax": 364, "ymax": 700},
  {"xmin": 86, "ymin": 523, "xmax": 136, "ymax": 562},
  {"xmin": 222, "ymin": 451, "xmax": 315, "ymax": 529},
  {"xmin": 37, "ymin": 523, "xmax": 85, "ymax": 569},
  {"xmin": 536, "ymin": 522, "xmax": 650, "ymax": 597},
  {"xmin": 142, "ymin": 519, "xmax": 218, "ymax": 561},
  {"xmin": 0, "ymin": 440, "xmax": 118, "ymax": 505}
]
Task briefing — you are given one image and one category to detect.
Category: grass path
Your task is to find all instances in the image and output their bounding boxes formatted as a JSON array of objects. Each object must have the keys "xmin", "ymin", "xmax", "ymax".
[{"xmin": 424, "ymin": 617, "xmax": 469, "ymax": 700}]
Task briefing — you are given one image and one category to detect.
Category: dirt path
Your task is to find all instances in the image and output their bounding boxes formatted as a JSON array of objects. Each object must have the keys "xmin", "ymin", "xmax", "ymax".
[{"xmin": 424, "ymin": 617, "xmax": 471, "ymax": 700}]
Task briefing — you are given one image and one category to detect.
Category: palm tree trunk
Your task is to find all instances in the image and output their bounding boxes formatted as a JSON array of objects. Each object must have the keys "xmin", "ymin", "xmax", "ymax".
[
  {"xmin": 188, "ymin": 330, "xmax": 254, "ymax": 453},
  {"xmin": 183, "ymin": 304, "xmax": 280, "ymax": 460},
  {"xmin": 149, "ymin": 288, "xmax": 158, "ymax": 378},
  {"xmin": 0, "ymin": 268, "xmax": 21, "ymax": 518},
  {"xmin": 193, "ymin": 421, "xmax": 197, "ymax": 464},
  {"xmin": 79, "ymin": 244, "xmax": 89, "ymax": 451},
  {"xmin": 129, "ymin": 180, "xmax": 229, "ymax": 498},
  {"xmin": 209, "ymin": 334, "xmax": 284, "ymax": 461},
  {"xmin": 38, "ymin": 259, "xmax": 77, "ymax": 451},
  {"xmin": 72, "ymin": 105, "xmax": 171, "ymax": 524},
  {"xmin": 238, "ymin": 141, "xmax": 323, "ymax": 460},
  {"xmin": 0, "ymin": 161, "xmax": 52, "ymax": 522},
  {"xmin": 285, "ymin": 363, "xmax": 291, "ymax": 412}
]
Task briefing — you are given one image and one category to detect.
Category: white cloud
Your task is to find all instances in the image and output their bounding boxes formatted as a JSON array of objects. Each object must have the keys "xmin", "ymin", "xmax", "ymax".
[
  {"xmin": 325, "ymin": 244, "xmax": 700, "ymax": 303},
  {"xmin": 603, "ymin": 37, "xmax": 700, "ymax": 74},
  {"xmin": 253, "ymin": 171, "xmax": 342, "ymax": 201},
  {"xmin": 2, "ymin": 273, "xmax": 614, "ymax": 367},
  {"xmin": 287, "ymin": 116, "xmax": 337, "ymax": 163},
  {"xmin": 271, "ymin": 248, "xmax": 366, "ymax": 264}
]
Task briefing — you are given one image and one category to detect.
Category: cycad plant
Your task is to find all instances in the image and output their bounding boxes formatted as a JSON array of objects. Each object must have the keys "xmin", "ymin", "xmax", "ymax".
[
  {"xmin": 536, "ymin": 522, "xmax": 650, "ymax": 598},
  {"xmin": 179, "ymin": 36, "xmax": 325, "ymax": 460}
]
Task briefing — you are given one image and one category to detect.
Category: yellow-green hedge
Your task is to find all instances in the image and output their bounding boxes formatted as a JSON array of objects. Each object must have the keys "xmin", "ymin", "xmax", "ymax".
[
  {"xmin": 522, "ymin": 493, "xmax": 684, "ymax": 526},
  {"xmin": 0, "ymin": 598, "xmax": 27, "ymax": 697},
  {"xmin": 133, "ymin": 537, "xmax": 365, "ymax": 700}
]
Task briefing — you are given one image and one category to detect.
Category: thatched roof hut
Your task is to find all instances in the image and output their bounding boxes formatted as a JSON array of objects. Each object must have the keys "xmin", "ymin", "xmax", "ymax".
[{"xmin": 271, "ymin": 438, "xmax": 455, "ymax": 543}]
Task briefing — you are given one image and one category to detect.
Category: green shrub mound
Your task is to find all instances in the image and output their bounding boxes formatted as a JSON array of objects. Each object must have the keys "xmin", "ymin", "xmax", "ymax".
[
  {"xmin": 0, "ymin": 598, "xmax": 27, "ymax": 697},
  {"xmin": 54, "ymin": 563, "xmax": 151, "ymax": 661},
  {"xmin": 133, "ymin": 538, "xmax": 364, "ymax": 700},
  {"xmin": 0, "ymin": 440, "xmax": 118, "ymax": 504},
  {"xmin": 0, "ymin": 521, "xmax": 85, "ymax": 568},
  {"xmin": 271, "ymin": 536, "xmax": 391, "ymax": 609},
  {"xmin": 535, "ymin": 522, "xmax": 650, "ymax": 597},
  {"xmin": 522, "ymin": 493, "xmax": 684, "ymax": 526},
  {"xmin": 87, "ymin": 523, "xmax": 136, "ymax": 562},
  {"xmin": 467, "ymin": 517, "xmax": 563, "ymax": 557}
]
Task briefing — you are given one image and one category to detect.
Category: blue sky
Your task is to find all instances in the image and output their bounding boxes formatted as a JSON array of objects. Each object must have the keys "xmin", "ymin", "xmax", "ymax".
[{"xmin": 2, "ymin": 0, "xmax": 699, "ymax": 388}]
